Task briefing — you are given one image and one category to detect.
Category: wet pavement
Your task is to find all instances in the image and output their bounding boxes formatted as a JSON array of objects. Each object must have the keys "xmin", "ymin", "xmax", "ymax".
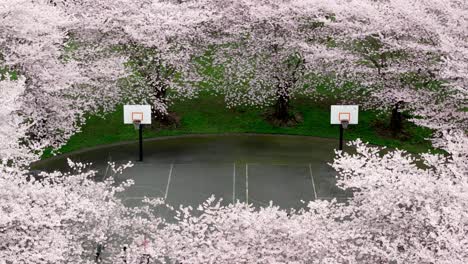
[{"xmin": 32, "ymin": 134, "xmax": 352, "ymax": 210}]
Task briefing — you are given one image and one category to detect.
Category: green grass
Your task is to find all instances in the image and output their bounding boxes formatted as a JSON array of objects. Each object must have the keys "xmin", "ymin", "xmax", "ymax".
[{"xmin": 45, "ymin": 94, "xmax": 435, "ymax": 158}]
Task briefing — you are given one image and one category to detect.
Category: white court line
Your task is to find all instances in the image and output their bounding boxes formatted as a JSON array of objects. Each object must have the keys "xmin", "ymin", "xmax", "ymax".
[
  {"xmin": 309, "ymin": 163, "xmax": 318, "ymax": 200},
  {"xmin": 246, "ymin": 163, "xmax": 249, "ymax": 204},
  {"xmin": 164, "ymin": 164, "xmax": 174, "ymax": 199},
  {"xmin": 233, "ymin": 163, "xmax": 236, "ymax": 203},
  {"xmin": 123, "ymin": 196, "xmax": 154, "ymax": 201}
]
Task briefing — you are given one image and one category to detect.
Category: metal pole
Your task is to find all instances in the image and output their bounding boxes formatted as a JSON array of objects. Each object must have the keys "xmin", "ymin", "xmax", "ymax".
[
  {"xmin": 339, "ymin": 124, "xmax": 344, "ymax": 151},
  {"xmin": 139, "ymin": 124, "xmax": 143, "ymax": 161}
]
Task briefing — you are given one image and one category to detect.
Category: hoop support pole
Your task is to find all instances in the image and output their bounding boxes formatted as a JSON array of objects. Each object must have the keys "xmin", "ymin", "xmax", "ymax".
[
  {"xmin": 139, "ymin": 124, "xmax": 143, "ymax": 161},
  {"xmin": 339, "ymin": 123, "xmax": 344, "ymax": 151}
]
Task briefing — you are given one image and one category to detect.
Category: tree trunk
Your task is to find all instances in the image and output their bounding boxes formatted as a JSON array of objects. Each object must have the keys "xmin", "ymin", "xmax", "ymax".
[
  {"xmin": 151, "ymin": 108, "xmax": 170, "ymax": 124},
  {"xmin": 271, "ymin": 52, "xmax": 303, "ymax": 123},
  {"xmin": 150, "ymin": 84, "xmax": 170, "ymax": 124},
  {"xmin": 274, "ymin": 92, "xmax": 290, "ymax": 121},
  {"xmin": 149, "ymin": 83, "xmax": 179, "ymax": 127},
  {"xmin": 390, "ymin": 102, "xmax": 403, "ymax": 135}
]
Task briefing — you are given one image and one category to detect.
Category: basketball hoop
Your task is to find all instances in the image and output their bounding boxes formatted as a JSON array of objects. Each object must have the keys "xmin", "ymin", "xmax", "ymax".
[
  {"xmin": 341, "ymin": 120, "xmax": 349, "ymax": 129},
  {"xmin": 338, "ymin": 112, "xmax": 350, "ymax": 129},
  {"xmin": 124, "ymin": 105, "xmax": 151, "ymax": 162},
  {"xmin": 331, "ymin": 105, "xmax": 359, "ymax": 151},
  {"xmin": 133, "ymin": 119, "xmax": 141, "ymax": 130}
]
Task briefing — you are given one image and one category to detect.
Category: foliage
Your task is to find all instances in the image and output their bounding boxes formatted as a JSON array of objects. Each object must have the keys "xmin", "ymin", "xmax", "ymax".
[
  {"xmin": 0, "ymin": 160, "xmax": 168, "ymax": 264},
  {"xmin": 330, "ymin": 130, "xmax": 468, "ymax": 263},
  {"xmin": 0, "ymin": 0, "xmax": 129, "ymax": 162},
  {"xmin": 0, "ymin": 76, "xmax": 40, "ymax": 165}
]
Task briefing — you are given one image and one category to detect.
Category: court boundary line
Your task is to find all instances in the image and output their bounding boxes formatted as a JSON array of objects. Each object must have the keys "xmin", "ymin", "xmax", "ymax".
[
  {"xmin": 317, "ymin": 196, "xmax": 350, "ymax": 201},
  {"xmin": 309, "ymin": 163, "xmax": 318, "ymax": 200},
  {"xmin": 243, "ymin": 162, "xmax": 311, "ymax": 166},
  {"xmin": 122, "ymin": 196, "xmax": 155, "ymax": 201},
  {"xmin": 246, "ymin": 163, "xmax": 249, "ymax": 204},
  {"xmin": 233, "ymin": 163, "xmax": 236, "ymax": 203},
  {"xmin": 164, "ymin": 163, "xmax": 174, "ymax": 199}
]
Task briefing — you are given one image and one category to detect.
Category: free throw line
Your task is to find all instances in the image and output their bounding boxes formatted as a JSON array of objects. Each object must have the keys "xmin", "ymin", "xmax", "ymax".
[
  {"xmin": 309, "ymin": 163, "xmax": 318, "ymax": 200},
  {"xmin": 164, "ymin": 163, "xmax": 174, "ymax": 199}
]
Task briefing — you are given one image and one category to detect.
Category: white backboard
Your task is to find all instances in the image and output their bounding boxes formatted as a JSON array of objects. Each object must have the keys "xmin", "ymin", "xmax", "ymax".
[
  {"xmin": 124, "ymin": 105, "xmax": 152, "ymax": 124},
  {"xmin": 330, "ymin": 105, "xmax": 359, "ymax": 125}
]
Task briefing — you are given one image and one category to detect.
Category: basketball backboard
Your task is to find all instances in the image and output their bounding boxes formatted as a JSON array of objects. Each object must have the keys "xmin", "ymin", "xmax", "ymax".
[
  {"xmin": 330, "ymin": 105, "xmax": 359, "ymax": 125},
  {"xmin": 124, "ymin": 105, "xmax": 152, "ymax": 124}
]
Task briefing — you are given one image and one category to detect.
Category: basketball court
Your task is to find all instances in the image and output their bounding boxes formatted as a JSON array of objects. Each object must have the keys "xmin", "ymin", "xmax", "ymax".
[
  {"xmin": 116, "ymin": 104, "xmax": 357, "ymax": 209},
  {"xmin": 33, "ymin": 134, "xmax": 353, "ymax": 212},
  {"xmin": 117, "ymin": 161, "xmax": 351, "ymax": 209},
  {"xmin": 32, "ymin": 102, "xmax": 359, "ymax": 219}
]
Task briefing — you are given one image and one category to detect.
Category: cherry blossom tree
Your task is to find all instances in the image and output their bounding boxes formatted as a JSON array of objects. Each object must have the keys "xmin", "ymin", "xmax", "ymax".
[
  {"xmin": 0, "ymin": 0, "xmax": 199, "ymax": 154},
  {"xmin": 200, "ymin": 0, "xmax": 465, "ymax": 134},
  {"xmin": 0, "ymin": 76, "xmax": 44, "ymax": 165},
  {"xmin": 51, "ymin": 0, "xmax": 215, "ymax": 125},
  {"xmin": 0, "ymin": 0, "xmax": 129, "ymax": 156},
  {"xmin": 3, "ymin": 0, "xmax": 463, "ymax": 154},
  {"xmin": 120, "ymin": 44, "xmax": 191, "ymax": 126},
  {"xmin": 344, "ymin": 37, "xmax": 440, "ymax": 134},
  {"xmin": 19, "ymin": 52, "xmax": 128, "ymax": 152},
  {"xmin": 193, "ymin": 0, "xmax": 366, "ymax": 124},
  {"xmin": 183, "ymin": 0, "xmax": 465, "ymax": 131},
  {"xmin": 331, "ymin": 130, "xmax": 468, "ymax": 263},
  {"xmin": 331, "ymin": 0, "xmax": 468, "ymax": 134},
  {"xmin": 0, "ymin": 0, "xmax": 76, "ymax": 92},
  {"xmin": 0, "ymin": 160, "xmax": 171, "ymax": 264},
  {"xmin": 397, "ymin": 0, "xmax": 468, "ymax": 97},
  {"xmin": 1, "ymin": 0, "xmax": 212, "ymax": 155},
  {"xmin": 396, "ymin": 0, "xmax": 468, "ymax": 132},
  {"xmin": 158, "ymin": 198, "xmax": 347, "ymax": 263}
]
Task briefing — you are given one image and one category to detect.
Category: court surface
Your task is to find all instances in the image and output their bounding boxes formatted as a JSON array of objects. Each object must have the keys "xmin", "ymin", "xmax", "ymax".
[
  {"xmin": 118, "ymin": 161, "xmax": 351, "ymax": 209},
  {"xmin": 32, "ymin": 134, "xmax": 353, "ymax": 210}
]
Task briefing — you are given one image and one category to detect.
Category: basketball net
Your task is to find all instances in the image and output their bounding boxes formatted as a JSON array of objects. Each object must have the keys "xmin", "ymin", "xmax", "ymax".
[
  {"xmin": 341, "ymin": 120, "xmax": 349, "ymax": 129},
  {"xmin": 133, "ymin": 119, "xmax": 141, "ymax": 130}
]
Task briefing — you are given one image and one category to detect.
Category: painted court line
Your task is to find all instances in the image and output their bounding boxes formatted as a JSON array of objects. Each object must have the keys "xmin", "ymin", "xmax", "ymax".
[
  {"xmin": 318, "ymin": 196, "xmax": 350, "ymax": 200},
  {"xmin": 233, "ymin": 163, "xmax": 236, "ymax": 203},
  {"xmin": 164, "ymin": 163, "xmax": 174, "ymax": 199},
  {"xmin": 246, "ymin": 163, "xmax": 249, "ymax": 204},
  {"xmin": 308, "ymin": 163, "xmax": 318, "ymax": 200},
  {"xmin": 123, "ymin": 196, "xmax": 154, "ymax": 202}
]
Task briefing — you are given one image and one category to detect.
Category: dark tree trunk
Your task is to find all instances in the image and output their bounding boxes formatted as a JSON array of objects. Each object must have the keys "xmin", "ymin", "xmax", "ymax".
[
  {"xmin": 390, "ymin": 102, "xmax": 404, "ymax": 135},
  {"xmin": 271, "ymin": 52, "xmax": 304, "ymax": 123},
  {"xmin": 149, "ymin": 82, "xmax": 179, "ymax": 128},
  {"xmin": 150, "ymin": 84, "xmax": 170, "ymax": 124},
  {"xmin": 151, "ymin": 108, "xmax": 170, "ymax": 124},
  {"xmin": 274, "ymin": 92, "xmax": 290, "ymax": 121}
]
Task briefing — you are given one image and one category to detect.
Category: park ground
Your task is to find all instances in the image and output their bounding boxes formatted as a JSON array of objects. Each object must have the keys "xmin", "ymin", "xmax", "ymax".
[{"xmin": 43, "ymin": 93, "xmax": 436, "ymax": 158}]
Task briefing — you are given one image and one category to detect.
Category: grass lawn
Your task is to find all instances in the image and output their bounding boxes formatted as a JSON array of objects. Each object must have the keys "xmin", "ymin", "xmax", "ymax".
[{"xmin": 44, "ymin": 94, "xmax": 436, "ymax": 158}]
